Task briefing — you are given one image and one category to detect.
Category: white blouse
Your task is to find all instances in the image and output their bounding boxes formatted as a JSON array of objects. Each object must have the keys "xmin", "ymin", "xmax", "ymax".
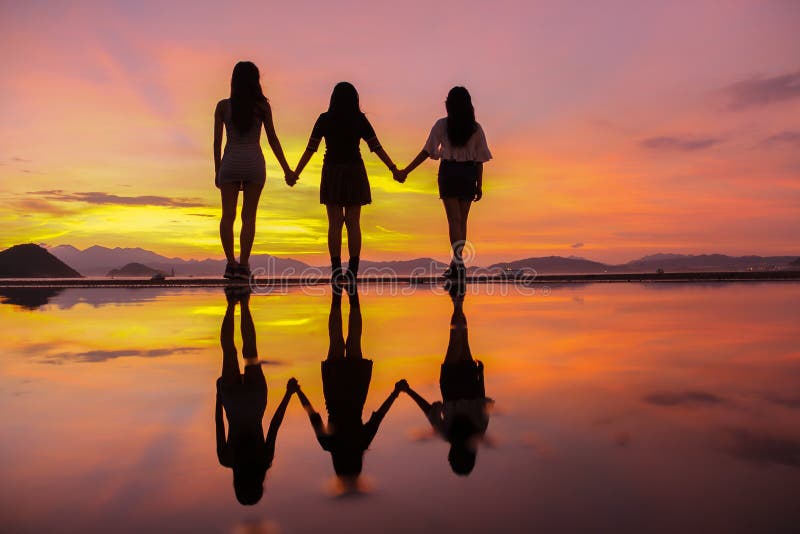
[{"xmin": 423, "ymin": 118, "xmax": 492, "ymax": 162}]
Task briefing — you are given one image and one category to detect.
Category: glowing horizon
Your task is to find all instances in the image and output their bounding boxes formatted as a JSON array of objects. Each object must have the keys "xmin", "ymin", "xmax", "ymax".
[{"xmin": 1, "ymin": 1, "xmax": 798, "ymax": 265}]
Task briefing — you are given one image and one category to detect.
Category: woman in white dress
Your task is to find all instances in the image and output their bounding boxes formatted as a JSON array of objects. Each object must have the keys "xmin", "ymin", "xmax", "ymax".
[{"xmin": 213, "ymin": 61, "xmax": 296, "ymax": 280}]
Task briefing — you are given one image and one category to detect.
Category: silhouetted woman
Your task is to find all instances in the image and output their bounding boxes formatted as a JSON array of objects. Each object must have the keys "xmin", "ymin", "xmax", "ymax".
[
  {"xmin": 294, "ymin": 287, "xmax": 403, "ymax": 493},
  {"xmin": 292, "ymin": 82, "xmax": 401, "ymax": 282},
  {"xmin": 215, "ymin": 287, "xmax": 297, "ymax": 505},
  {"xmin": 398, "ymin": 282, "xmax": 493, "ymax": 475},
  {"xmin": 214, "ymin": 61, "xmax": 296, "ymax": 280},
  {"xmin": 398, "ymin": 87, "xmax": 492, "ymax": 278}
]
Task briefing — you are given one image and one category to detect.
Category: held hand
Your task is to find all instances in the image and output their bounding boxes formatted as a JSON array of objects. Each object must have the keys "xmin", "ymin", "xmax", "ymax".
[
  {"xmin": 392, "ymin": 168, "xmax": 408, "ymax": 183},
  {"xmin": 285, "ymin": 170, "xmax": 298, "ymax": 187},
  {"xmin": 287, "ymin": 377, "xmax": 299, "ymax": 394},
  {"xmin": 394, "ymin": 379, "xmax": 409, "ymax": 393}
]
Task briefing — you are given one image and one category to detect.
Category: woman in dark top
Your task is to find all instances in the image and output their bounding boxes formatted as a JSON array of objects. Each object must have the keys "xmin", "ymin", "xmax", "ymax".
[
  {"xmin": 291, "ymin": 82, "xmax": 402, "ymax": 282},
  {"xmin": 397, "ymin": 87, "xmax": 492, "ymax": 278},
  {"xmin": 398, "ymin": 281, "xmax": 493, "ymax": 476},
  {"xmin": 215, "ymin": 286, "xmax": 297, "ymax": 505},
  {"xmin": 293, "ymin": 287, "xmax": 404, "ymax": 493}
]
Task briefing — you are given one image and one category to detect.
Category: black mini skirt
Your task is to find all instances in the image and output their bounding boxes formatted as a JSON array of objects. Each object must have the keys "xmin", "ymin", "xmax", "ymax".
[
  {"xmin": 320, "ymin": 161, "xmax": 372, "ymax": 206},
  {"xmin": 438, "ymin": 160, "xmax": 479, "ymax": 200}
]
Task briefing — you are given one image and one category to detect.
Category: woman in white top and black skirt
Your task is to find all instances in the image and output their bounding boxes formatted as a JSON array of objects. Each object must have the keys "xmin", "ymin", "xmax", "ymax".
[
  {"xmin": 292, "ymin": 82, "xmax": 401, "ymax": 283},
  {"xmin": 398, "ymin": 87, "xmax": 492, "ymax": 278}
]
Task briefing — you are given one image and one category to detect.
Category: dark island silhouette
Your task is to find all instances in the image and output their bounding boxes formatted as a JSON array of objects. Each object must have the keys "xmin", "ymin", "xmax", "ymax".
[
  {"xmin": 0, "ymin": 287, "xmax": 64, "ymax": 309},
  {"xmin": 107, "ymin": 262, "xmax": 167, "ymax": 277},
  {"xmin": 0, "ymin": 244, "xmax": 82, "ymax": 278}
]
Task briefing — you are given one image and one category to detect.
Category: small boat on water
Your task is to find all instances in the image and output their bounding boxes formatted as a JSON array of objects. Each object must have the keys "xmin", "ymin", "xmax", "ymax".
[{"xmin": 498, "ymin": 266, "xmax": 530, "ymax": 280}]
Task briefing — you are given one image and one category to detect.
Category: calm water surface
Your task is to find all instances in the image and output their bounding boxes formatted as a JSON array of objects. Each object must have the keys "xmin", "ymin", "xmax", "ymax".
[{"xmin": 1, "ymin": 283, "xmax": 799, "ymax": 533}]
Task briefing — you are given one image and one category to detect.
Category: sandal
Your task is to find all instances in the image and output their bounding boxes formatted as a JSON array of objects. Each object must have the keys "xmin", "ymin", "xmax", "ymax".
[
  {"xmin": 235, "ymin": 264, "xmax": 252, "ymax": 281},
  {"xmin": 223, "ymin": 261, "xmax": 238, "ymax": 279}
]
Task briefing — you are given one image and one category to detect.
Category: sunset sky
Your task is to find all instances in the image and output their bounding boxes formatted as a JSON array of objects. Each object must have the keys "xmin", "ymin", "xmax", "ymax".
[{"xmin": 1, "ymin": 0, "xmax": 798, "ymax": 265}]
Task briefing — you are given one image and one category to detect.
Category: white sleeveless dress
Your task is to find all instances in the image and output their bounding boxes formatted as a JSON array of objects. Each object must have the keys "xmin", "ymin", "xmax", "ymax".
[{"xmin": 216, "ymin": 100, "xmax": 266, "ymax": 188}]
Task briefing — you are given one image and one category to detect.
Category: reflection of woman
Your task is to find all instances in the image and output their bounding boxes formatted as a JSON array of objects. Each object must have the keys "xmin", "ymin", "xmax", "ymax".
[
  {"xmin": 295, "ymin": 287, "xmax": 403, "ymax": 489},
  {"xmin": 215, "ymin": 288, "xmax": 296, "ymax": 505},
  {"xmin": 399, "ymin": 283, "xmax": 492, "ymax": 475}
]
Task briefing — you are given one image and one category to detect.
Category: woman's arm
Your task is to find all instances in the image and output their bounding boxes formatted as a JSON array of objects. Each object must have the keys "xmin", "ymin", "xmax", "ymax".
[
  {"xmin": 293, "ymin": 149, "xmax": 314, "ymax": 179},
  {"xmin": 296, "ymin": 385, "xmax": 326, "ymax": 437},
  {"xmin": 264, "ymin": 380, "xmax": 296, "ymax": 463},
  {"xmin": 402, "ymin": 382, "xmax": 433, "ymax": 414},
  {"xmin": 261, "ymin": 103, "xmax": 295, "ymax": 179},
  {"xmin": 399, "ymin": 150, "xmax": 430, "ymax": 180},
  {"xmin": 213, "ymin": 101, "xmax": 224, "ymax": 177},
  {"xmin": 292, "ymin": 115, "xmax": 325, "ymax": 184},
  {"xmin": 361, "ymin": 116, "xmax": 399, "ymax": 175},
  {"xmin": 364, "ymin": 381, "xmax": 404, "ymax": 443},
  {"xmin": 373, "ymin": 146, "xmax": 398, "ymax": 173},
  {"xmin": 475, "ymin": 162, "xmax": 483, "ymax": 201}
]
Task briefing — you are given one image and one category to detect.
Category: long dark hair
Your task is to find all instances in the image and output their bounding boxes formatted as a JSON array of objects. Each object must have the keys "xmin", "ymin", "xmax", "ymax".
[
  {"xmin": 328, "ymin": 81, "xmax": 361, "ymax": 119},
  {"xmin": 445, "ymin": 86, "xmax": 477, "ymax": 147},
  {"xmin": 230, "ymin": 61, "xmax": 268, "ymax": 134}
]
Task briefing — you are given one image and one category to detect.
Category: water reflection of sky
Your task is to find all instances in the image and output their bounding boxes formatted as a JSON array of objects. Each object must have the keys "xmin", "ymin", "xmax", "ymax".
[{"xmin": 1, "ymin": 283, "xmax": 799, "ymax": 533}]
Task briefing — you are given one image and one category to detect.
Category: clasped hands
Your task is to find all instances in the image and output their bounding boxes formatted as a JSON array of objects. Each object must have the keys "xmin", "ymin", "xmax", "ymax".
[
  {"xmin": 285, "ymin": 166, "xmax": 409, "ymax": 186},
  {"xmin": 284, "ymin": 169, "xmax": 299, "ymax": 187},
  {"xmin": 392, "ymin": 166, "xmax": 409, "ymax": 184}
]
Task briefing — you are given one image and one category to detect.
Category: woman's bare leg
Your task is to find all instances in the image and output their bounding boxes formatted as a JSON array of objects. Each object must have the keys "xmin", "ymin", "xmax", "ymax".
[
  {"xmin": 239, "ymin": 182, "xmax": 263, "ymax": 267},
  {"xmin": 343, "ymin": 204, "xmax": 362, "ymax": 259},
  {"xmin": 327, "ymin": 291, "xmax": 345, "ymax": 360},
  {"xmin": 221, "ymin": 297, "xmax": 241, "ymax": 380},
  {"xmin": 459, "ymin": 199, "xmax": 472, "ymax": 245},
  {"xmin": 239, "ymin": 291, "xmax": 259, "ymax": 366},
  {"xmin": 345, "ymin": 289, "xmax": 363, "ymax": 359},
  {"xmin": 326, "ymin": 205, "xmax": 346, "ymax": 259},
  {"xmin": 442, "ymin": 198, "xmax": 465, "ymax": 264},
  {"xmin": 220, "ymin": 184, "xmax": 240, "ymax": 264},
  {"xmin": 444, "ymin": 292, "xmax": 472, "ymax": 364}
]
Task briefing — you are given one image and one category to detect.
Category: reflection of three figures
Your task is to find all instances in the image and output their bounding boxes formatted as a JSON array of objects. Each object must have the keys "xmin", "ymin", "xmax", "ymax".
[{"xmin": 214, "ymin": 284, "xmax": 491, "ymax": 504}]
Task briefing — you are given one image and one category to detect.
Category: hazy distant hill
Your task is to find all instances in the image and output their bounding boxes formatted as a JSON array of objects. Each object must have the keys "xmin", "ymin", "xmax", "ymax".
[
  {"xmin": 489, "ymin": 253, "xmax": 799, "ymax": 274},
  {"xmin": 107, "ymin": 262, "xmax": 164, "ymax": 277},
  {"xmin": 0, "ymin": 244, "xmax": 82, "ymax": 278},
  {"xmin": 49, "ymin": 245, "xmax": 311, "ymax": 276},
  {"xmin": 356, "ymin": 258, "xmax": 449, "ymax": 275},
  {"xmin": 489, "ymin": 256, "xmax": 610, "ymax": 274},
  {"xmin": 620, "ymin": 254, "xmax": 798, "ymax": 273}
]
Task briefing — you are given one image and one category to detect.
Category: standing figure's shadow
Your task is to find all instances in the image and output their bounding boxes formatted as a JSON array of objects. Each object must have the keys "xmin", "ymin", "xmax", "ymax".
[
  {"xmin": 215, "ymin": 287, "xmax": 295, "ymax": 505},
  {"xmin": 400, "ymin": 281, "xmax": 493, "ymax": 475},
  {"xmin": 295, "ymin": 287, "xmax": 402, "ymax": 494}
]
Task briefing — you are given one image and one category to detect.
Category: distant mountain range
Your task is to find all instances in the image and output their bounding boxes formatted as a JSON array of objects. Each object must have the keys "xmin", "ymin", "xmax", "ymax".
[
  {"xmin": 356, "ymin": 258, "xmax": 449, "ymax": 276},
  {"xmin": 490, "ymin": 254, "xmax": 799, "ymax": 274},
  {"xmin": 490, "ymin": 256, "xmax": 609, "ymax": 274},
  {"xmin": 49, "ymin": 244, "xmax": 309, "ymax": 277},
  {"xmin": 0, "ymin": 244, "xmax": 797, "ymax": 278},
  {"xmin": 0, "ymin": 244, "xmax": 82, "ymax": 278}
]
